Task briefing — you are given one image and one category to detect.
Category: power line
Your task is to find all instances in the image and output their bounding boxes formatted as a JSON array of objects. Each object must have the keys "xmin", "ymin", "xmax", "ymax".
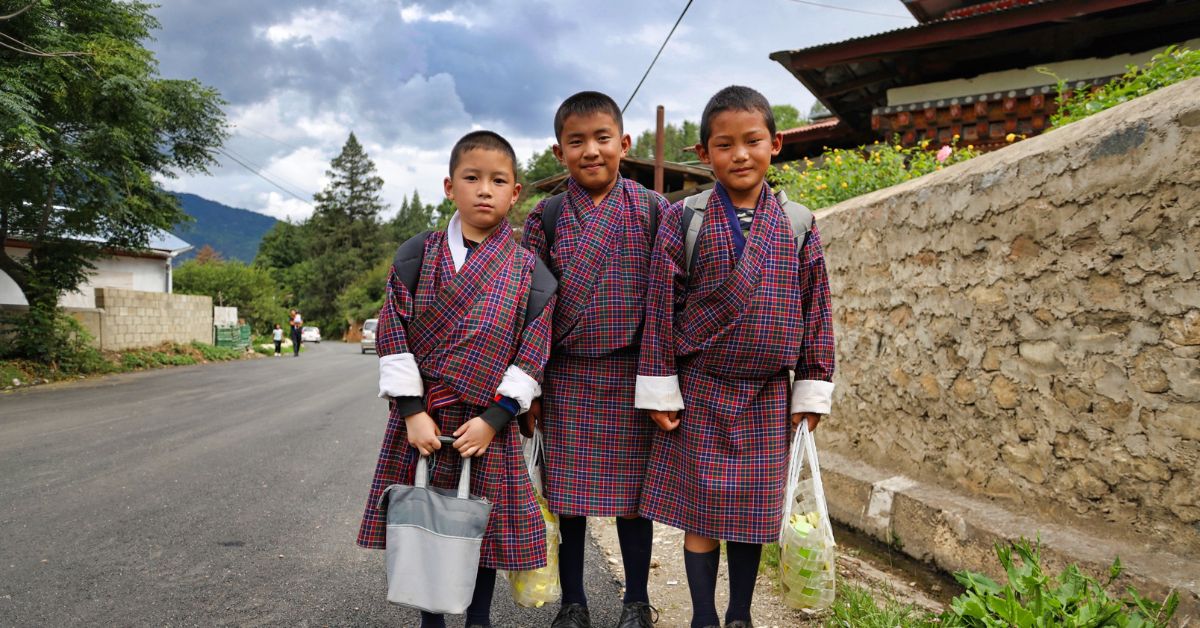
[
  {"xmin": 622, "ymin": 0, "xmax": 694, "ymax": 114},
  {"xmin": 233, "ymin": 124, "xmax": 309, "ymax": 153},
  {"xmin": 221, "ymin": 145, "xmax": 315, "ymax": 200},
  {"xmin": 783, "ymin": 0, "xmax": 911, "ymax": 19},
  {"xmin": 217, "ymin": 148, "xmax": 313, "ymax": 206}
]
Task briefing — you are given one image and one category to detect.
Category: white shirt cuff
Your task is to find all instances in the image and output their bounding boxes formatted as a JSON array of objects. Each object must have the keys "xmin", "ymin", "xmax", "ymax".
[
  {"xmin": 791, "ymin": 379, "xmax": 834, "ymax": 415},
  {"xmin": 379, "ymin": 353, "xmax": 423, "ymax": 399},
  {"xmin": 495, "ymin": 365, "xmax": 540, "ymax": 413},
  {"xmin": 635, "ymin": 375, "xmax": 685, "ymax": 411}
]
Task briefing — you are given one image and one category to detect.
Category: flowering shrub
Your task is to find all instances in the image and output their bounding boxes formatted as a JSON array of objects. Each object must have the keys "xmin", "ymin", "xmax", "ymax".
[
  {"xmin": 768, "ymin": 138, "xmax": 979, "ymax": 210},
  {"xmin": 1048, "ymin": 46, "xmax": 1199, "ymax": 128}
]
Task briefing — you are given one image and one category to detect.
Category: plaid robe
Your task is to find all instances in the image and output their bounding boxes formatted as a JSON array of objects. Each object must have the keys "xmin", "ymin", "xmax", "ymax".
[
  {"xmin": 522, "ymin": 176, "xmax": 668, "ymax": 516},
  {"xmin": 357, "ymin": 225, "xmax": 554, "ymax": 571},
  {"xmin": 637, "ymin": 183, "xmax": 835, "ymax": 543}
]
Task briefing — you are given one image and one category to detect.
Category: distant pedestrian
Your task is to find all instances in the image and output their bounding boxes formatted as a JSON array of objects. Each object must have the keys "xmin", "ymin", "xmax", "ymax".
[
  {"xmin": 290, "ymin": 309, "xmax": 303, "ymax": 357},
  {"xmin": 273, "ymin": 324, "xmax": 283, "ymax": 357}
]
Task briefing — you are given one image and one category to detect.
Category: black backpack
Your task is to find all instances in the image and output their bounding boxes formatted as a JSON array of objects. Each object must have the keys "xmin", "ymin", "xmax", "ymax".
[
  {"xmin": 391, "ymin": 232, "xmax": 557, "ymax": 327},
  {"xmin": 539, "ymin": 191, "xmax": 659, "ymax": 256}
]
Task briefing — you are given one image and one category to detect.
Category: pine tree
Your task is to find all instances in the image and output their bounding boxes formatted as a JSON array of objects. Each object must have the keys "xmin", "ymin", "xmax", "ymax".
[
  {"xmin": 303, "ymin": 133, "xmax": 388, "ymax": 332},
  {"xmin": 389, "ymin": 189, "xmax": 431, "ymax": 243}
]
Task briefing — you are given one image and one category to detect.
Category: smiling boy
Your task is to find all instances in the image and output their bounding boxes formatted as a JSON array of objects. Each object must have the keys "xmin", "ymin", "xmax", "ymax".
[
  {"xmin": 359, "ymin": 131, "xmax": 558, "ymax": 628},
  {"xmin": 635, "ymin": 86, "xmax": 836, "ymax": 628},
  {"xmin": 521, "ymin": 91, "xmax": 668, "ymax": 628}
]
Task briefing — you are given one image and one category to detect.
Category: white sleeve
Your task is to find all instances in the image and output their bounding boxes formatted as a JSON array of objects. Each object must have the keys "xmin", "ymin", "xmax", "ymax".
[{"xmin": 378, "ymin": 353, "xmax": 424, "ymax": 398}]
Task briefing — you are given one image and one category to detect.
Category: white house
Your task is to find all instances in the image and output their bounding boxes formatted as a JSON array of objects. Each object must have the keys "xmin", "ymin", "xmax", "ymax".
[{"xmin": 0, "ymin": 232, "xmax": 193, "ymax": 309}]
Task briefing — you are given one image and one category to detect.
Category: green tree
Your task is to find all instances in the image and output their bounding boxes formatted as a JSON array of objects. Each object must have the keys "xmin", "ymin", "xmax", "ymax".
[
  {"xmin": 388, "ymin": 189, "xmax": 432, "ymax": 244},
  {"xmin": 335, "ymin": 258, "xmax": 390, "ymax": 327},
  {"xmin": 809, "ymin": 100, "xmax": 832, "ymax": 119},
  {"xmin": 430, "ymin": 197, "xmax": 456, "ymax": 231},
  {"xmin": 303, "ymin": 132, "xmax": 388, "ymax": 335},
  {"xmin": 0, "ymin": 0, "xmax": 227, "ymax": 362},
  {"xmin": 253, "ymin": 220, "xmax": 309, "ymax": 307},
  {"xmin": 173, "ymin": 258, "xmax": 286, "ymax": 332},
  {"xmin": 771, "ymin": 104, "xmax": 808, "ymax": 131},
  {"xmin": 523, "ymin": 147, "xmax": 565, "ymax": 184},
  {"xmin": 630, "ymin": 120, "xmax": 700, "ymax": 162}
]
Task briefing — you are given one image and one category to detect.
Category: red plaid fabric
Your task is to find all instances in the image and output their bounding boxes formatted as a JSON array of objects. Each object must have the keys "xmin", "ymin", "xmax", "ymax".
[
  {"xmin": 358, "ymin": 226, "xmax": 554, "ymax": 570},
  {"xmin": 522, "ymin": 176, "xmax": 668, "ymax": 516},
  {"xmin": 637, "ymin": 183, "xmax": 835, "ymax": 542}
]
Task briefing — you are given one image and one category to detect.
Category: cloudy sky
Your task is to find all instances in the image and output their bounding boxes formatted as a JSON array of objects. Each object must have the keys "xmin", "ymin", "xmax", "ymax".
[{"xmin": 149, "ymin": 0, "xmax": 915, "ymax": 221}]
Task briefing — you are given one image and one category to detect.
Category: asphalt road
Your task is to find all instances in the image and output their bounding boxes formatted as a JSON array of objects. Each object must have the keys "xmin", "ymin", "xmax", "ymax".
[{"xmin": 0, "ymin": 342, "xmax": 621, "ymax": 627}]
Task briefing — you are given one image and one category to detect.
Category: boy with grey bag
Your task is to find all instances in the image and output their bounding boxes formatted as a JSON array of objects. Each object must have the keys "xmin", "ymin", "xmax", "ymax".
[{"xmin": 357, "ymin": 131, "xmax": 558, "ymax": 628}]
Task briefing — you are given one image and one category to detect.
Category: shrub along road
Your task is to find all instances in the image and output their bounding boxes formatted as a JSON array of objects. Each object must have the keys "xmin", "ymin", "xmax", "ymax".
[{"xmin": 0, "ymin": 342, "xmax": 621, "ymax": 626}]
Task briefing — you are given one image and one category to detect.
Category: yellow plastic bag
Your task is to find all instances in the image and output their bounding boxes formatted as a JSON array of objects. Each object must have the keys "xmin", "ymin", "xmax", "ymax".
[
  {"xmin": 778, "ymin": 424, "xmax": 836, "ymax": 610},
  {"xmin": 506, "ymin": 429, "xmax": 562, "ymax": 608}
]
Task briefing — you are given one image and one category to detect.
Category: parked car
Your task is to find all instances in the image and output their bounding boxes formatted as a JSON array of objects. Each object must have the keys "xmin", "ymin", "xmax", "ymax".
[
  {"xmin": 301, "ymin": 326, "xmax": 321, "ymax": 343},
  {"xmin": 361, "ymin": 318, "xmax": 378, "ymax": 354}
]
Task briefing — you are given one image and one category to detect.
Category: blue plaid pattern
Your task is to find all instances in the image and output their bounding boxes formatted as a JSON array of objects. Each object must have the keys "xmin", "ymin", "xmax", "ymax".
[
  {"xmin": 522, "ymin": 176, "xmax": 669, "ymax": 516},
  {"xmin": 637, "ymin": 183, "xmax": 836, "ymax": 542},
  {"xmin": 358, "ymin": 227, "xmax": 555, "ymax": 570}
]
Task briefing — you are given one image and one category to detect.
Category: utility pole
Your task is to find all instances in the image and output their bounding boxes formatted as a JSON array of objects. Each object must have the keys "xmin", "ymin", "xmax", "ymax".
[{"xmin": 654, "ymin": 105, "xmax": 665, "ymax": 194}]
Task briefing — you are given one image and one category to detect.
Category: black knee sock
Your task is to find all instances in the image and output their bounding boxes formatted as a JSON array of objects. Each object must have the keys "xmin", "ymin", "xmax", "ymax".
[
  {"xmin": 684, "ymin": 548, "xmax": 720, "ymax": 628},
  {"xmin": 558, "ymin": 515, "xmax": 588, "ymax": 607},
  {"xmin": 419, "ymin": 611, "xmax": 446, "ymax": 628},
  {"xmin": 465, "ymin": 566, "xmax": 496, "ymax": 626},
  {"xmin": 725, "ymin": 541, "xmax": 763, "ymax": 624},
  {"xmin": 616, "ymin": 516, "xmax": 653, "ymax": 604}
]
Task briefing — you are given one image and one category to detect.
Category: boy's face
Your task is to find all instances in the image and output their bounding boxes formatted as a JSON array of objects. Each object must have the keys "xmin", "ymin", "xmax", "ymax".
[
  {"xmin": 443, "ymin": 148, "xmax": 521, "ymax": 235},
  {"xmin": 553, "ymin": 112, "xmax": 630, "ymax": 198},
  {"xmin": 695, "ymin": 109, "xmax": 782, "ymax": 201}
]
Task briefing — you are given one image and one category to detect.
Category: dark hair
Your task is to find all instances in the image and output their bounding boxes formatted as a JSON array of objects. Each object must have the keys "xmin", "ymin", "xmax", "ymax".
[
  {"xmin": 553, "ymin": 91, "xmax": 623, "ymax": 141},
  {"xmin": 449, "ymin": 130, "xmax": 518, "ymax": 177},
  {"xmin": 699, "ymin": 85, "xmax": 776, "ymax": 148}
]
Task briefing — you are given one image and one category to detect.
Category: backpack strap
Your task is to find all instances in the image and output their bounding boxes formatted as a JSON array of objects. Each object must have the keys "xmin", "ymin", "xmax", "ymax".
[
  {"xmin": 680, "ymin": 190, "xmax": 713, "ymax": 274},
  {"xmin": 390, "ymin": 230, "xmax": 555, "ymax": 328},
  {"xmin": 392, "ymin": 230, "xmax": 434, "ymax": 296},
  {"xmin": 679, "ymin": 189, "xmax": 815, "ymax": 276},
  {"xmin": 525, "ymin": 257, "xmax": 558, "ymax": 325},
  {"xmin": 646, "ymin": 192, "xmax": 659, "ymax": 245},
  {"xmin": 540, "ymin": 193, "xmax": 566, "ymax": 250}
]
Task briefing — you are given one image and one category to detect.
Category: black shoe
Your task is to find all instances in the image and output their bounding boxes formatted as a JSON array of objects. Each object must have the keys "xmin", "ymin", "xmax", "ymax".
[
  {"xmin": 725, "ymin": 621, "xmax": 753, "ymax": 628},
  {"xmin": 617, "ymin": 601, "xmax": 658, "ymax": 627},
  {"xmin": 550, "ymin": 603, "xmax": 591, "ymax": 628}
]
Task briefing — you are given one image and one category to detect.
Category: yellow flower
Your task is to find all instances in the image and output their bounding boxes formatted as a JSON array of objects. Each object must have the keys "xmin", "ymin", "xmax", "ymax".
[
  {"xmin": 967, "ymin": 144, "xmax": 974, "ymax": 150},
  {"xmin": 782, "ymin": 163, "xmax": 791, "ymax": 171},
  {"xmin": 937, "ymin": 165, "xmax": 943, "ymax": 170},
  {"xmin": 920, "ymin": 139, "xmax": 930, "ymax": 148},
  {"xmin": 1005, "ymin": 133, "xmax": 1016, "ymax": 142},
  {"xmin": 894, "ymin": 145, "xmax": 903, "ymax": 151},
  {"xmin": 953, "ymin": 134, "xmax": 960, "ymax": 141},
  {"xmin": 840, "ymin": 181, "xmax": 848, "ymax": 189},
  {"xmin": 815, "ymin": 174, "xmax": 822, "ymax": 181}
]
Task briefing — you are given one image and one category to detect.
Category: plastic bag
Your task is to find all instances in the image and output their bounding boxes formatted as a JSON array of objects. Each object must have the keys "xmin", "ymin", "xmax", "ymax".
[
  {"xmin": 506, "ymin": 429, "xmax": 562, "ymax": 608},
  {"xmin": 778, "ymin": 422, "xmax": 836, "ymax": 610}
]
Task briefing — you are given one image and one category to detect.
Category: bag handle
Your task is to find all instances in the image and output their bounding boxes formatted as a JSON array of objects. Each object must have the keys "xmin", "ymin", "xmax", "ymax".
[
  {"xmin": 413, "ymin": 436, "xmax": 473, "ymax": 499},
  {"xmin": 782, "ymin": 423, "xmax": 835, "ymax": 546}
]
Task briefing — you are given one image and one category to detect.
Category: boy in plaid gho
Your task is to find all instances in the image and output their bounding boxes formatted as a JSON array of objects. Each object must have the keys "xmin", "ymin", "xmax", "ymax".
[
  {"xmin": 358, "ymin": 131, "xmax": 556, "ymax": 628},
  {"xmin": 635, "ymin": 86, "xmax": 836, "ymax": 628},
  {"xmin": 522, "ymin": 91, "xmax": 669, "ymax": 628}
]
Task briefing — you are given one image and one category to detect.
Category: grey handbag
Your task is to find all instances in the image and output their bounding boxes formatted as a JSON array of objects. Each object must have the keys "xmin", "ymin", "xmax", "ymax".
[{"xmin": 379, "ymin": 436, "xmax": 492, "ymax": 614}]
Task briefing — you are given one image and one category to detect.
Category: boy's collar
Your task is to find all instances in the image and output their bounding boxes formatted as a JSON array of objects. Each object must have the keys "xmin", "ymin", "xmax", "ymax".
[{"xmin": 569, "ymin": 173, "xmax": 623, "ymax": 204}]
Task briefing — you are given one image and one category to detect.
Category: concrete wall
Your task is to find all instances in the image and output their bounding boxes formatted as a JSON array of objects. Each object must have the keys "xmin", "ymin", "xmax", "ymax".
[
  {"xmin": 93, "ymin": 288, "xmax": 212, "ymax": 351},
  {"xmin": 818, "ymin": 78, "xmax": 1200, "ymax": 557}
]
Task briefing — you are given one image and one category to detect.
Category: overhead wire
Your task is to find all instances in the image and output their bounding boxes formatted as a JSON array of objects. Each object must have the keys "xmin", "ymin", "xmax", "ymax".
[
  {"xmin": 783, "ymin": 0, "xmax": 912, "ymax": 19},
  {"xmin": 621, "ymin": 0, "xmax": 694, "ymax": 114},
  {"xmin": 220, "ymin": 145, "xmax": 314, "ymax": 200},
  {"xmin": 216, "ymin": 148, "xmax": 313, "ymax": 206}
]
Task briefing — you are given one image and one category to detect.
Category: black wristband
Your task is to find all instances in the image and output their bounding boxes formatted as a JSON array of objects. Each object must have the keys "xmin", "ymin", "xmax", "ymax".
[
  {"xmin": 479, "ymin": 402, "xmax": 515, "ymax": 432},
  {"xmin": 393, "ymin": 396, "xmax": 425, "ymax": 418}
]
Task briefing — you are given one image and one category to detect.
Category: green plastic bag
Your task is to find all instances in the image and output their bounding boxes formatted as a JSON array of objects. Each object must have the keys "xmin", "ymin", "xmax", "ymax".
[
  {"xmin": 778, "ymin": 423, "xmax": 836, "ymax": 610},
  {"xmin": 505, "ymin": 429, "xmax": 562, "ymax": 608}
]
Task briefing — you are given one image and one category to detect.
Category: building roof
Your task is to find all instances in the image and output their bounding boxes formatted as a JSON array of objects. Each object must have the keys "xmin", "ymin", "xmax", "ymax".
[
  {"xmin": 775, "ymin": 118, "xmax": 871, "ymax": 163},
  {"xmin": 770, "ymin": 0, "xmax": 1199, "ymax": 136},
  {"xmin": 5, "ymin": 230, "xmax": 193, "ymax": 259}
]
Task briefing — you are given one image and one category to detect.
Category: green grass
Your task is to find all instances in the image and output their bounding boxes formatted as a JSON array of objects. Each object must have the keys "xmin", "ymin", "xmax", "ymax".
[
  {"xmin": 825, "ymin": 583, "xmax": 941, "ymax": 628},
  {"xmin": 2, "ymin": 341, "xmax": 249, "ymax": 387},
  {"xmin": 0, "ymin": 361, "xmax": 31, "ymax": 386}
]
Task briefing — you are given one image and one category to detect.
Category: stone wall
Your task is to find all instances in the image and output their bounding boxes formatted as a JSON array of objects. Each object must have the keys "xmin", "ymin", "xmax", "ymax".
[
  {"xmin": 818, "ymin": 78, "xmax": 1200, "ymax": 553},
  {"xmin": 93, "ymin": 288, "xmax": 212, "ymax": 351}
]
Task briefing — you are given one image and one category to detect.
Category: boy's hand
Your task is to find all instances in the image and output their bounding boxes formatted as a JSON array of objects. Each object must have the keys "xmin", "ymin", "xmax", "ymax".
[
  {"xmin": 518, "ymin": 398, "xmax": 543, "ymax": 437},
  {"xmin": 453, "ymin": 417, "xmax": 497, "ymax": 458},
  {"xmin": 649, "ymin": 410, "xmax": 680, "ymax": 432},
  {"xmin": 405, "ymin": 411, "xmax": 442, "ymax": 456},
  {"xmin": 791, "ymin": 412, "xmax": 822, "ymax": 432}
]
